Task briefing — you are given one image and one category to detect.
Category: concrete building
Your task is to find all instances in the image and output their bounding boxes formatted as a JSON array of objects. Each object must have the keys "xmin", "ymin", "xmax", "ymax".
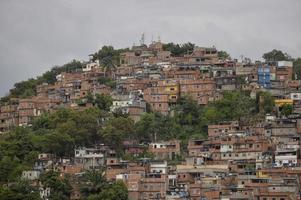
[
  {"xmin": 149, "ymin": 140, "xmax": 181, "ymax": 160},
  {"xmin": 74, "ymin": 147, "xmax": 105, "ymax": 170}
]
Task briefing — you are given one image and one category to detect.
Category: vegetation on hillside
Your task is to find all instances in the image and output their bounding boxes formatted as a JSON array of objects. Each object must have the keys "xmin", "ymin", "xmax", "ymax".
[
  {"xmin": 0, "ymin": 89, "xmax": 276, "ymax": 199},
  {"xmin": 0, "ymin": 45, "xmax": 125, "ymax": 104}
]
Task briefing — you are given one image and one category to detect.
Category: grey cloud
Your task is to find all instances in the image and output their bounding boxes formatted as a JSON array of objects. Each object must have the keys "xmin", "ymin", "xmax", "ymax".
[{"xmin": 0, "ymin": 0, "xmax": 300, "ymax": 96}]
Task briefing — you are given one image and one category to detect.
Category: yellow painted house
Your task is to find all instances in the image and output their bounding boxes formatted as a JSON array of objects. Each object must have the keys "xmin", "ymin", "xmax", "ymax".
[{"xmin": 274, "ymin": 99, "xmax": 293, "ymax": 107}]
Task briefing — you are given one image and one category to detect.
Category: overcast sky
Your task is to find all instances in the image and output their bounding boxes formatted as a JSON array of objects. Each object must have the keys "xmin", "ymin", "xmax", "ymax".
[{"xmin": 0, "ymin": 0, "xmax": 300, "ymax": 97}]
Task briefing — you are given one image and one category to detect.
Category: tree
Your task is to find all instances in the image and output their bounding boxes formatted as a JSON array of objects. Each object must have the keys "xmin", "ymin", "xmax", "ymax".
[
  {"xmin": 10, "ymin": 78, "xmax": 38, "ymax": 98},
  {"xmin": 42, "ymin": 131, "xmax": 74, "ymax": 157},
  {"xmin": 40, "ymin": 170, "xmax": 72, "ymax": 200},
  {"xmin": 174, "ymin": 96, "xmax": 203, "ymax": 126},
  {"xmin": 257, "ymin": 91, "xmax": 275, "ymax": 113},
  {"xmin": 92, "ymin": 46, "xmax": 129, "ymax": 77},
  {"xmin": 80, "ymin": 170, "xmax": 128, "ymax": 200},
  {"xmin": 218, "ymin": 51, "xmax": 230, "ymax": 60},
  {"xmin": 94, "ymin": 94, "xmax": 113, "ymax": 111},
  {"xmin": 203, "ymin": 91, "xmax": 256, "ymax": 123},
  {"xmin": 202, "ymin": 107, "xmax": 220, "ymax": 124},
  {"xmin": 80, "ymin": 170, "xmax": 107, "ymax": 198},
  {"xmin": 281, "ymin": 104, "xmax": 293, "ymax": 117},
  {"xmin": 135, "ymin": 112, "xmax": 181, "ymax": 142},
  {"xmin": 101, "ymin": 117, "xmax": 134, "ymax": 154},
  {"xmin": 31, "ymin": 108, "xmax": 108, "ymax": 157},
  {"xmin": 135, "ymin": 113, "xmax": 157, "ymax": 142},
  {"xmin": 293, "ymin": 58, "xmax": 301, "ymax": 80},
  {"xmin": 162, "ymin": 42, "xmax": 195, "ymax": 56},
  {"xmin": 97, "ymin": 77, "xmax": 116, "ymax": 88},
  {"xmin": 96, "ymin": 181, "xmax": 128, "ymax": 200},
  {"xmin": 262, "ymin": 49, "xmax": 292, "ymax": 62},
  {"xmin": 0, "ymin": 179, "xmax": 41, "ymax": 200},
  {"xmin": 0, "ymin": 156, "xmax": 19, "ymax": 183}
]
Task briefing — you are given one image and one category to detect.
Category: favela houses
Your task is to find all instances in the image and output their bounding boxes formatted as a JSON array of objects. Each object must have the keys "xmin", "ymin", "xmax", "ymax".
[{"xmin": 1, "ymin": 1, "xmax": 301, "ymax": 200}]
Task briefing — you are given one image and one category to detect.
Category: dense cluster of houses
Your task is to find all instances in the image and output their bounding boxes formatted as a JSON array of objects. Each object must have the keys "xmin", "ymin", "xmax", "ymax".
[
  {"xmin": 2, "ymin": 41, "xmax": 301, "ymax": 199},
  {"xmin": 0, "ymin": 41, "xmax": 299, "ymax": 129},
  {"xmin": 1, "ymin": 41, "xmax": 300, "ymax": 130},
  {"xmin": 22, "ymin": 116, "xmax": 301, "ymax": 199}
]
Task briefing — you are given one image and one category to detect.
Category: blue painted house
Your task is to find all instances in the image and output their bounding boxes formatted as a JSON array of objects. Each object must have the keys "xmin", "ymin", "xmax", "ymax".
[{"xmin": 258, "ymin": 65, "xmax": 271, "ymax": 88}]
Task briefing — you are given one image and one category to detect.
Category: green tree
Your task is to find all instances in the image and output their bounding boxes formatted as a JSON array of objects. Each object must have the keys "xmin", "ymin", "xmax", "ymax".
[
  {"xmin": 80, "ymin": 170, "xmax": 128, "ymax": 200},
  {"xmin": 293, "ymin": 58, "xmax": 301, "ymax": 80},
  {"xmin": 96, "ymin": 181, "xmax": 128, "ymax": 200},
  {"xmin": 97, "ymin": 77, "xmax": 116, "ymax": 88},
  {"xmin": 101, "ymin": 117, "xmax": 134, "ymax": 154},
  {"xmin": 135, "ymin": 112, "xmax": 179, "ymax": 142},
  {"xmin": 0, "ymin": 179, "xmax": 41, "ymax": 200},
  {"xmin": 0, "ymin": 156, "xmax": 19, "ymax": 183},
  {"xmin": 41, "ymin": 131, "xmax": 74, "ymax": 157},
  {"xmin": 94, "ymin": 94, "xmax": 113, "ymax": 111},
  {"xmin": 281, "ymin": 104, "xmax": 293, "ymax": 116},
  {"xmin": 10, "ymin": 78, "xmax": 38, "ymax": 98},
  {"xmin": 80, "ymin": 170, "xmax": 106, "ymax": 198},
  {"xmin": 40, "ymin": 170, "xmax": 72, "ymax": 200},
  {"xmin": 162, "ymin": 42, "xmax": 195, "ymax": 56},
  {"xmin": 201, "ymin": 91, "xmax": 256, "ymax": 126},
  {"xmin": 92, "ymin": 46, "xmax": 128, "ymax": 76},
  {"xmin": 218, "ymin": 51, "xmax": 230, "ymax": 60},
  {"xmin": 202, "ymin": 107, "xmax": 220, "ymax": 124},
  {"xmin": 262, "ymin": 49, "xmax": 292, "ymax": 62},
  {"xmin": 174, "ymin": 96, "xmax": 203, "ymax": 126},
  {"xmin": 257, "ymin": 91, "xmax": 275, "ymax": 113}
]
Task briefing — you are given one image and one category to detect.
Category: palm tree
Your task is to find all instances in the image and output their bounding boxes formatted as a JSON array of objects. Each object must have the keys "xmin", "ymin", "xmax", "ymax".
[
  {"xmin": 100, "ymin": 56, "xmax": 116, "ymax": 78},
  {"xmin": 79, "ymin": 169, "xmax": 107, "ymax": 198}
]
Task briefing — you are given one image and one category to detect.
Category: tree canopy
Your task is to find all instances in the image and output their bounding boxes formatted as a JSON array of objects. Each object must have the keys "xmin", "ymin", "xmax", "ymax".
[
  {"xmin": 162, "ymin": 42, "xmax": 195, "ymax": 56},
  {"xmin": 262, "ymin": 49, "xmax": 292, "ymax": 62},
  {"xmin": 80, "ymin": 170, "xmax": 128, "ymax": 200},
  {"xmin": 218, "ymin": 51, "xmax": 230, "ymax": 60},
  {"xmin": 293, "ymin": 58, "xmax": 301, "ymax": 80}
]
